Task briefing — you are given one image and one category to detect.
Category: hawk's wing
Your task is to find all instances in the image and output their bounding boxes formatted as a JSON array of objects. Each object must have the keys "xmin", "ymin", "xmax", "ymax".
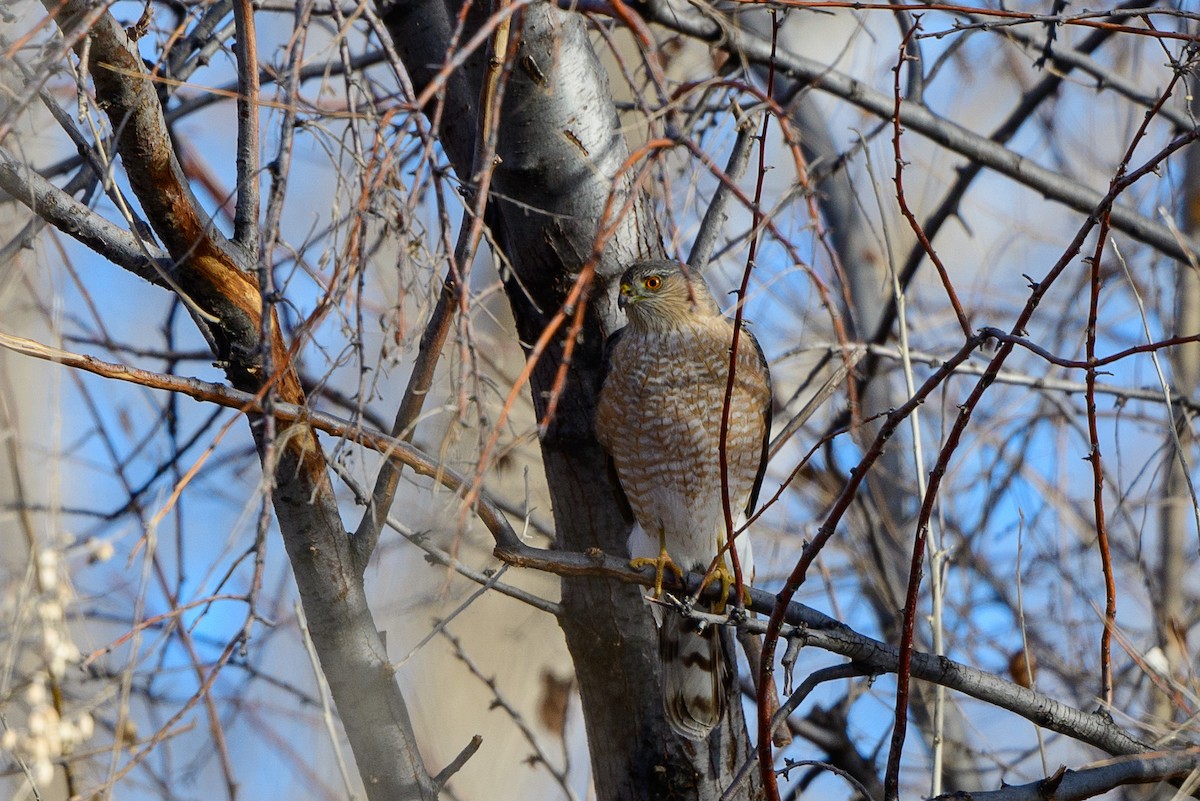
[{"xmin": 743, "ymin": 323, "xmax": 772, "ymax": 517}]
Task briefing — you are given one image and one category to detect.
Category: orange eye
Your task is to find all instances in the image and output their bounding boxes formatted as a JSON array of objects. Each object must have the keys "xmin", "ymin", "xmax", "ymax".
[{"xmin": 644, "ymin": 275, "xmax": 662, "ymax": 290}]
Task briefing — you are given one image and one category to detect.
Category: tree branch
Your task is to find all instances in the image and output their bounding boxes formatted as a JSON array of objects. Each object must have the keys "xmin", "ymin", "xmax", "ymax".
[
  {"xmin": 36, "ymin": 4, "xmax": 440, "ymax": 796},
  {"xmin": 496, "ymin": 543, "xmax": 1160, "ymax": 759},
  {"xmin": 231, "ymin": 0, "xmax": 261, "ymax": 256},
  {"xmin": 0, "ymin": 144, "xmax": 173, "ymax": 286},
  {"xmin": 931, "ymin": 749, "xmax": 1200, "ymax": 801},
  {"xmin": 635, "ymin": 0, "xmax": 1200, "ymax": 264},
  {"xmin": 688, "ymin": 107, "xmax": 760, "ymax": 273}
]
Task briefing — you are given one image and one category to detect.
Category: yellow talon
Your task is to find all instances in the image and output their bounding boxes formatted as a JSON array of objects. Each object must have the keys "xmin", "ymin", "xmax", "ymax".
[
  {"xmin": 698, "ymin": 562, "xmax": 750, "ymax": 612},
  {"xmin": 630, "ymin": 547, "xmax": 684, "ymax": 598}
]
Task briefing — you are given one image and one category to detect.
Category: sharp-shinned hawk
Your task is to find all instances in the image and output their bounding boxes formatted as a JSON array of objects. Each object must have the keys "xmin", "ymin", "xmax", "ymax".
[{"xmin": 595, "ymin": 260, "xmax": 772, "ymax": 741}]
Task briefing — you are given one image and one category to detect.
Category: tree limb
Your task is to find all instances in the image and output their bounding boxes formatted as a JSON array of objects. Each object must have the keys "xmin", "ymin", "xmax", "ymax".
[
  {"xmin": 36, "ymin": 3, "xmax": 440, "ymax": 796},
  {"xmin": 931, "ymin": 749, "xmax": 1200, "ymax": 801},
  {"xmin": 636, "ymin": 0, "xmax": 1200, "ymax": 264},
  {"xmin": 0, "ymin": 145, "xmax": 172, "ymax": 286}
]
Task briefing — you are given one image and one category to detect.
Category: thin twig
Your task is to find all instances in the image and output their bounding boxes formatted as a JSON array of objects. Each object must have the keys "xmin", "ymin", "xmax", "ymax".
[
  {"xmin": 890, "ymin": 18, "xmax": 971, "ymax": 340},
  {"xmin": 1084, "ymin": 198, "xmax": 1117, "ymax": 711},
  {"xmin": 1079, "ymin": 48, "xmax": 1193, "ymax": 706},
  {"xmin": 387, "ymin": 516, "xmax": 561, "ymax": 615},
  {"xmin": 351, "ymin": 274, "xmax": 457, "ymax": 566},
  {"xmin": 884, "ymin": 21, "xmax": 946, "ymax": 799},
  {"xmin": 782, "ymin": 342, "xmax": 1200, "ymax": 414},
  {"xmin": 392, "ymin": 566, "xmax": 512, "ymax": 669},
  {"xmin": 0, "ymin": 330, "xmax": 523, "ymax": 550},
  {"xmin": 719, "ymin": 22, "xmax": 775, "ymax": 630},
  {"xmin": 433, "ymin": 735, "xmax": 483, "ymax": 789}
]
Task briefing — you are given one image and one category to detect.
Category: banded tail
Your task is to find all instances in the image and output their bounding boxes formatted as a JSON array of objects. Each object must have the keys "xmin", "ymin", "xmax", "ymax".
[{"xmin": 659, "ymin": 613, "xmax": 728, "ymax": 740}]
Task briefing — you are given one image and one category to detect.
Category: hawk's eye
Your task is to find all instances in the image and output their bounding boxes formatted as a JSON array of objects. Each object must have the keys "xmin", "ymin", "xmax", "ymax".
[{"xmin": 644, "ymin": 275, "xmax": 663, "ymax": 290}]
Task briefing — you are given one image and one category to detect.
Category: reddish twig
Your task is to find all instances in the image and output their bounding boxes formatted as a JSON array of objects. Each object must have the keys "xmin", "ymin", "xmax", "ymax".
[
  {"xmin": 890, "ymin": 19, "xmax": 971, "ymax": 340},
  {"xmin": 883, "ymin": 21, "xmax": 954, "ymax": 797},
  {"xmin": 717, "ymin": 18, "xmax": 775, "ymax": 620},
  {"xmin": 986, "ymin": 330, "xmax": 1200, "ymax": 370},
  {"xmin": 1076, "ymin": 44, "xmax": 1194, "ymax": 706},
  {"xmin": 756, "ymin": 332, "xmax": 986, "ymax": 797}
]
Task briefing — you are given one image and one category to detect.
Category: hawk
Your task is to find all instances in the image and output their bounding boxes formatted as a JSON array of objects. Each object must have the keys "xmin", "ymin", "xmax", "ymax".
[{"xmin": 595, "ymin": 260, "xmax": 772, "ymax": 740}]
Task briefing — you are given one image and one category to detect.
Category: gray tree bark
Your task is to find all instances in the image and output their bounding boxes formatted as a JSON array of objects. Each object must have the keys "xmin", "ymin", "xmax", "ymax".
[{"xmin": 377, "ymin": 1, "xmax": 762, "ymax": 798}]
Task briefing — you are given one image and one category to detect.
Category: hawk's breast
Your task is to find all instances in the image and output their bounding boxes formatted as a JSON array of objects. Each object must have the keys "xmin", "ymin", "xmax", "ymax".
[{"xmin": 596, "ymin": 316, "xmax": 769, "ymax": 561}]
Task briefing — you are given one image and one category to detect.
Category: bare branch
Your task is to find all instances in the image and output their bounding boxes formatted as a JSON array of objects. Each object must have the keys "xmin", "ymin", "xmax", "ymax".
[
  {"xmin": 231, "ymin": 0, "xmax": 261, "ymax": 256},
  {"xmin": 637, "ymin": 0, "xmax": 1200, "ymax": 264},
  {"xmin": 0, "ymin": 330, "xmax": 522, "ymax": 549},
  {"xmin": 688, "ymin": 108, "xmax": 760, "ymax": 273},
  {"xmin": 0, "ymin": 144, "xmax": 172, "ymax": 285},
  {"xmin": 432, "ymin": 734, "xmax": 484, "ymax": 789},
  {"xmin": 931, "ymin": 750, "xmax": 1200, "ymax": 801}
]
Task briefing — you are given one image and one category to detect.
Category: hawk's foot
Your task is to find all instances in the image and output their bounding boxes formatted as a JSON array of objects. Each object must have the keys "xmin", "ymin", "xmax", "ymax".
[
  {"xmin": 630, "ymin": 549, "xmax": 684, "ymax": 598},
  {"xmin": 699, "ymin": 563, "xmax": 751, "ymax": 612}
]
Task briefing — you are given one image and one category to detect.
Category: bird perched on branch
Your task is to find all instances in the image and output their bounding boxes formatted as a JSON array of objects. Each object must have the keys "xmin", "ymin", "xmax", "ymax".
[{"xmin": 595, "ymin": 260, "xmax": 772, "ymax": 741}]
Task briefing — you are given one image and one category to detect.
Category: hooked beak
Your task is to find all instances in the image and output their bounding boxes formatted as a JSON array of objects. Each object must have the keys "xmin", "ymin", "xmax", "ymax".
[{"xmin": 617, "ymin": 281, "xmax": 632, "ymax": 311}]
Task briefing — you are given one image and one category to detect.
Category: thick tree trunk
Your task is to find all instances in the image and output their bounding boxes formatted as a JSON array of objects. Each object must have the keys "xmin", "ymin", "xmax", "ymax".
[{"xmin": 378, "ymin": 1, "xmax": 761, "ymax": 797}]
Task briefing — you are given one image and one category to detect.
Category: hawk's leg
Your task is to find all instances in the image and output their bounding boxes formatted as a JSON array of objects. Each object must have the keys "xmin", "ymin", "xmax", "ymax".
[
  {"xmin": 630, "ymin": 528, "xmax": 684, "ymax": 598},
  {"xmin": 699, "ymin": 554, "xmax": 752, "ymax": 612}
]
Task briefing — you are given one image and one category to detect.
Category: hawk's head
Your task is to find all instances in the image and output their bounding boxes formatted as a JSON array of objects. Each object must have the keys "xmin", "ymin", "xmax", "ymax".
[{"xmin": 617, "ymin": 261, "xmax": 718, "ymax": 330}]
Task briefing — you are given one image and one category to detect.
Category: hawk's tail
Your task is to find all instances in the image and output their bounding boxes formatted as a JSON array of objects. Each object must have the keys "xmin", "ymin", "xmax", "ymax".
[{"xmin": 659, "ymin": 613, "xmax": 728, "ymax": 741}]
